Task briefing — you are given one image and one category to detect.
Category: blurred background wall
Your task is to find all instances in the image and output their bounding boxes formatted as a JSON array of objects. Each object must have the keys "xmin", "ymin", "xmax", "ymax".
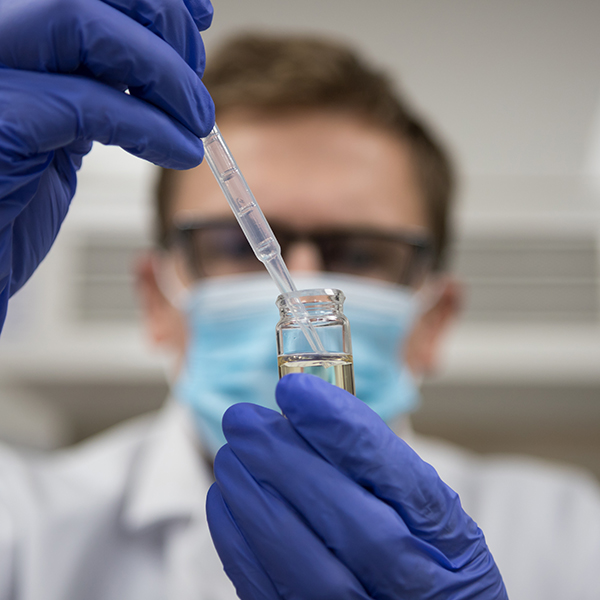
[{"xmin": 1, "ymin": 0, "xmax": 599, "ymax": 478}]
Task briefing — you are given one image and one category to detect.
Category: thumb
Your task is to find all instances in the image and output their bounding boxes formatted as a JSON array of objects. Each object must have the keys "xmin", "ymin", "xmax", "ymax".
[{"xmin": 276, "ymin": 373, "xmax": 483, "ymax": 562}]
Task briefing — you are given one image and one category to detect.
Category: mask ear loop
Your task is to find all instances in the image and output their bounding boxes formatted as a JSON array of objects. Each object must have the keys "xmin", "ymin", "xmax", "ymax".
[
  {"xmin": 147, "ymin": 253, "xmax": 194, "ymax": 386},
  {"xmin": 401, "ymin": 273, "xmax": 451, "ymax": 393},
  {"xmin": 414, "ymin": 273, "xmax": 448, "ymax": 316},
  {"xmin": 151, "ymin": 251, "xmax": 191, "ymax": 311}
]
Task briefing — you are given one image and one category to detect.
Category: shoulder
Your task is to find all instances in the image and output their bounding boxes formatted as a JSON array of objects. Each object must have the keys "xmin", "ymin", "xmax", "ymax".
[
  {"xmin": 0, "ymin": 410, "xmax": 159, "ymax": 523},
  {"xmin": 410, "ymin": 432, "xmax": 600, "ymax": 600},
  {"xmin": 409, "ymin": 432, "xmax": 600, "ymax": 525},
  {"xmin": 0, "ymin": 412, "xmax": 164, "ymax": 595}
]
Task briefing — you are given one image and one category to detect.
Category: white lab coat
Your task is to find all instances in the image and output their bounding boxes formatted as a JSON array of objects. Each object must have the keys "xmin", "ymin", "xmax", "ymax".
[{"xmin": 1, "ymin": 400, "xmax": 599, "ymax": 600}]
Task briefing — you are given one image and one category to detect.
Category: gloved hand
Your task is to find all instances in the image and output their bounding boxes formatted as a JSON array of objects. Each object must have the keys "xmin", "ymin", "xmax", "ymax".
[
  {"xmin": 0, "ymin": 0, "xmax": 215, "ymax": 329},
  {"xmin": 207, "ymin": 373, "xmax": 508, "ymax": 600}
]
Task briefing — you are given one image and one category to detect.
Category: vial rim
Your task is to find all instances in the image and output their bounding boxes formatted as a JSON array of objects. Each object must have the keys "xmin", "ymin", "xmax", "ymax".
[{"xmin": 276, "ymin": 287, "xmax": 345, "ymax": 306}]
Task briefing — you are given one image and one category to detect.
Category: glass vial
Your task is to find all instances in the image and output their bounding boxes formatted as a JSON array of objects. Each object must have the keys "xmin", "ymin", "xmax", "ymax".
[{"xmin": 276, "ymin": 288, "xmax": 355, "ymax": 394}]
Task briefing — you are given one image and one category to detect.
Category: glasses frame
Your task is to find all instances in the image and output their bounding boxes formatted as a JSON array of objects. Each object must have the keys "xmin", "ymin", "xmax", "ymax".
[{"xmin": 170, "ymin": 217, "xmax": 434, "ymax": 287}]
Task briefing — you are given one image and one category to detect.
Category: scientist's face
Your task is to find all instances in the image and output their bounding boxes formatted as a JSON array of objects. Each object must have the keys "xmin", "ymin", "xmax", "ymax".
[{"xmin": 138, "ymin": 110, "xmax": 459, "ymax": 374}]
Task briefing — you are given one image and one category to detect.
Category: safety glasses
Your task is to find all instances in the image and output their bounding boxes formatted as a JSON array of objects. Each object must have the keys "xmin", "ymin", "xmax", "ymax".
[{"xmin": 171, "ymin": 218, "xmax": 433, "ymax": 287}]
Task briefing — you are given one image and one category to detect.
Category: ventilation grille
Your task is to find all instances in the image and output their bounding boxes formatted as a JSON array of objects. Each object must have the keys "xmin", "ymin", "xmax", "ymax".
[
  {"xmin": 453, "ymin": 236, "xmax": 599, "ymax": 323},
  {"xmin": 74, "ymin": 236, "xmax": 145, "ymax": 322}
]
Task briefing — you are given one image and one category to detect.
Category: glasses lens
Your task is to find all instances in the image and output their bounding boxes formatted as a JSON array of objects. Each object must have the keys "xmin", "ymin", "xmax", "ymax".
[
  {"xmin": 318, "ymin": 233, "xmax": 428, "ymax": 286},
  {"xmin": 175, "ymin": 220, "xmax": 431, "ymax": 286},
  {"xmin": 180, "ymin": 222, "xmax": 262, "ymax": 278}
]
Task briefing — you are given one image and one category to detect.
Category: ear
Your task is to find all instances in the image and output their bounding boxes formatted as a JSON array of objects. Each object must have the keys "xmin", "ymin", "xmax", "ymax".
[
  {"xmin": 134, "ymin": 252, "xmax": 187, "ymax": 354},
  {"xmin": 403, "ymin": 276, "xmax": 463, "ymax": 375}
]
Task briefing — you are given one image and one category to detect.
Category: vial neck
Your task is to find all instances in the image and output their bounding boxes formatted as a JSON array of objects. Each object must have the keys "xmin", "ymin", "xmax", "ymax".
[{"xmin": 277, "ymin": 290, "xmax": 344, "ymax": 317}]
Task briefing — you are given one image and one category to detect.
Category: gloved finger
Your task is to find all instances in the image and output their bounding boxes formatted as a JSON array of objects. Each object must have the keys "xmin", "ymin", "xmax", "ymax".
[
  {"xmin": 181, "ymin": 0, "xmax": 214, "ymax": 30},
  {"xmin": 276, "ymin": 374, "xmax": 483, "ymax": 562},
  {"xmin": 8, "ymin": 149, "xmax": 84, "ymax": 295},
  {"xmin": 223, "ymin": 403, "xmax": 463, "ymax": 599},
  {"xmin": 206, "ymin": 484, "xmax": 280, "ymax": 600},
  {"xmin": 0, "ymin": 286, "xmax": 7, "ymax": 333},
  {"xmin": 213, "ymin": 444, "xmax": 373, "ymax": 600},
  {"xmin": 8, "ymin": 137, "xmax": 97, "ymax": 296},
  {"xmin": 100, "ymin": 0, "xmax": 213, "ymax": 74},
  {"xmin": 0, "ymin": 0, "xmax": 214, "ymax": 137},
  {"xmin": 0, "ymin": 69, "xmax": 204, "ymax": 174}
]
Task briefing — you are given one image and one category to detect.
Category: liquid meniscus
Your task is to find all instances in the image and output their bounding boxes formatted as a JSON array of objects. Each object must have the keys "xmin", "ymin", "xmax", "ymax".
[{"xmin": 278, "ymin": 353, "xmax": 355, "ymax": 395}]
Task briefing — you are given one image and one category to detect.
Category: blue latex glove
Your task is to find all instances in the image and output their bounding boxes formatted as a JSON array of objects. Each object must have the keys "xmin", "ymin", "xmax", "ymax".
[
  {"xmin": 0, "ymin": 0, "xmax": 215, "ymax": 329},
  {"xmin": 207, "ymin": 374, "xmax": 508, "ymax": 600}
]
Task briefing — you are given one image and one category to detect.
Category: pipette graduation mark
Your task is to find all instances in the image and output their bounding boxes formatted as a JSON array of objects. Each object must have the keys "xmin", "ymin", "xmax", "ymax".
[{"xmin": 202, "ymin": 124, "xmax": 325, "ymax": 353}]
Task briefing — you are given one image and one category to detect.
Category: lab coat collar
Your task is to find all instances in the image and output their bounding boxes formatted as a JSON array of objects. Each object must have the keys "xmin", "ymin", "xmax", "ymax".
[
  {"xmin": 120, "ymin": 403, "xmax": 413, "ymax": 532},
  {"xmin": 121, "ymin": 400, "xmax": 212, "ymax": 532}
]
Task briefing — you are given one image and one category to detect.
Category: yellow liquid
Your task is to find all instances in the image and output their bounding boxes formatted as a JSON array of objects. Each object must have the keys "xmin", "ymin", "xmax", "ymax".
[{"xmin": 278, "ymin": 353, "xmax": 355, "ymax": 394}]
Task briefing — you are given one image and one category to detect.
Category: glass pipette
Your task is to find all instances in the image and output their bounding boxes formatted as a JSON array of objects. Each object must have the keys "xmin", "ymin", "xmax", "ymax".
[{"xmin": 202, "ymin": 124, "xmax": 325, "ymax": 353}]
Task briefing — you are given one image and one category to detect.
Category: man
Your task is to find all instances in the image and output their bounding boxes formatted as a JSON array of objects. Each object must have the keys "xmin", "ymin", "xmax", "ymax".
[
  {"xmin": 0, "ymin": 3, "xmax": 597, "ymax": 599},
  {"xmin": 135, "ymin": 34, "xmax": 600, "ymax": 599}
]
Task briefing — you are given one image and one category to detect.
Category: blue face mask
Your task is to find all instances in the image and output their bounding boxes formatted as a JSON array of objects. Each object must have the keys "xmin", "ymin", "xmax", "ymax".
[{"xmin": 174, "ymin": 272, "xmax": 421, "ymax": 455}]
